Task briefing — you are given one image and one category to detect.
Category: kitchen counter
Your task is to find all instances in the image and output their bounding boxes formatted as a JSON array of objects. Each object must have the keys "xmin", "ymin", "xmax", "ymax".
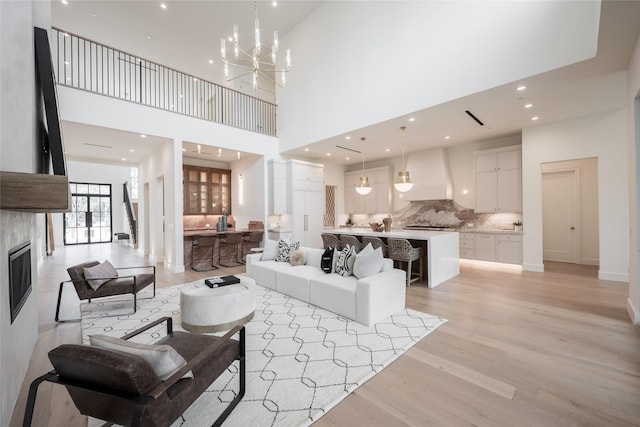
[
  {"xmin": 326, "ymin": 228, "xmax": 459, "ymax": 288},
  {"xmin": 183, "ymin": 228, "xmax": 249, "ymax": 237}
]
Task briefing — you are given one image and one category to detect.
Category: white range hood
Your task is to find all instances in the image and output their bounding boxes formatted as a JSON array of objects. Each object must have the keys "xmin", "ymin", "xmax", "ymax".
[{"xmin": 403, "ymin": 147, "xmax": 453, "ymax": 201}]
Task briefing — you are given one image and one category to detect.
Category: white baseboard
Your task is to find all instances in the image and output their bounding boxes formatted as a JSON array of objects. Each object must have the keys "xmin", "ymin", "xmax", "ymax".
[
  {"xmin": 627, "ymin": 298, "xmax": 640, "ymax": 325},
  {"xmin": 598, "ymin": 270, "xmax": 629, "ymax": 283},
  {"xmin": 165, "ymin": 261, "xmax": 185, "ymax": 273},
  {"xmin": 523, "ymin": 263, "xmax": 544, "ymax": 272}
]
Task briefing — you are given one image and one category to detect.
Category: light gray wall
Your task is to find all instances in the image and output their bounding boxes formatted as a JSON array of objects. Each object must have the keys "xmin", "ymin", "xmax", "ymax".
[{"xmin": 0, "ymin": 1, "xmax": 48, "ymax": 424}]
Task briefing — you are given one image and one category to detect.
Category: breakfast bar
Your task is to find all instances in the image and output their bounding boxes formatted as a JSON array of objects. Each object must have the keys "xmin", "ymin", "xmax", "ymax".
[{"xmin": 327, "ymin": 228, "xmax": 460, "ymax": 288}]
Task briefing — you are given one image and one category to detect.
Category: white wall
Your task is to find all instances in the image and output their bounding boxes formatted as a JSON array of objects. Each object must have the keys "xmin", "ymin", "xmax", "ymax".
[
  {"xmin": 541, "ymin": 158, "xmax": 599, "ymax": 266},
  {"xmin": 522, "ymin": 109, "xmax": 628, "ymax": 281},
  {"xmin": 278, "ymin": 0, "xmax": 600, "ymax": 149},
  {"xmin": 626, "ymin": 32, "xmax": 640, "ymax": 324},
  {"xmin": 230, "ymin": 155, "xmax": 267, "ymax": 230},
  {"xmin": 0, "ymin": 1, "xmax": 47, "ymax": 424},
  {"xmin": 51, "ymin": 160, "xmax": 132, "ymax": 247}
]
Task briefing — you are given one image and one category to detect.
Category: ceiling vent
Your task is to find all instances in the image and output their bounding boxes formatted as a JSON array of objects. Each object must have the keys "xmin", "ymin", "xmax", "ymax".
[{"xmin": 465, "ymin": 110, "xmax": 485, "ymax": 126}]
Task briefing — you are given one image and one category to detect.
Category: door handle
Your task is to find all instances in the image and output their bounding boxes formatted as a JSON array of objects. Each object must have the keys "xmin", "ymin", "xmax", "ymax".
[
  {"xmin": 304, "ymin": 214, "xmax": 308, "ymax": 231},
  {"xmin": 570, "ymin": 226, "xmax": 575, "ymax": 230}
]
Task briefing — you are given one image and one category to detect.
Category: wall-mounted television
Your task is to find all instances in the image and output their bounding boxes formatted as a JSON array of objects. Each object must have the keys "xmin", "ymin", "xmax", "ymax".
[{"xmin": 9, "ymin": 241, "xmax": 32, "ymax": 324}]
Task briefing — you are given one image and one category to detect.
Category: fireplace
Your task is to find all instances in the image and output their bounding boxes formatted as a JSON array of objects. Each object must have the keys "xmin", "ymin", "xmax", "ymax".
[{"xmin": 9, "ymin": 241, "xmax": 32, "ymax": 324}]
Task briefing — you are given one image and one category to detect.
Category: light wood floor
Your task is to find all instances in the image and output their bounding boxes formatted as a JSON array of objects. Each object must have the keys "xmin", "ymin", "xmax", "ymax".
[{"xmin": 11, "ymin": 244, "xmax": 640, "ymax": 426}]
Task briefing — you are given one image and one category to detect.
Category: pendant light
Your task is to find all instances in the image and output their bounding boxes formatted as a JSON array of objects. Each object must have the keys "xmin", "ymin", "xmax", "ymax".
[
  {"xmin": 355, "ymin": 137, "xmax": 372, "ymax": 195},
  {"xmin": 394, "ymin": 126, "xmax": 414, "ymax": 192}
]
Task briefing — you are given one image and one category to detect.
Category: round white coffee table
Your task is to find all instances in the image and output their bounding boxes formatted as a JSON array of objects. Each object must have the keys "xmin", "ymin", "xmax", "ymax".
[{"xmin": 180, "ymin": 275, "xmax": 256, "ymax": 333}]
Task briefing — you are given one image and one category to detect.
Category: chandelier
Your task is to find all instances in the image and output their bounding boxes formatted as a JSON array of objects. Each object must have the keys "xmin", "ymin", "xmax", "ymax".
[
  {"xmin": 394, "ymin": 126, "xmax": 414, "ymax": 192},
  {"xmin": 356, "ymin": 137, "xmax": 372, "ymax": 195},
  {"xmin": 220, "ymin": 1, "xmax": 291, "ymax": 91}
]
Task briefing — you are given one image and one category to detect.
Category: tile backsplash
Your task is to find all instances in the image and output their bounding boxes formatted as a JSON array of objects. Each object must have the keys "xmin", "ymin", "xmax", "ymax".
[{"xmin": 345, "ymin": 199, "xmax": 522, "ymax": 231}]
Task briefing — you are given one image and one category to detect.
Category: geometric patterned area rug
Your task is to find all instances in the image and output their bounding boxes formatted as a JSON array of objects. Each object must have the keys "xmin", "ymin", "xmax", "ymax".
[{"xmin": 81, "ymin": 280, "xmax": 447, "ymax": 427}]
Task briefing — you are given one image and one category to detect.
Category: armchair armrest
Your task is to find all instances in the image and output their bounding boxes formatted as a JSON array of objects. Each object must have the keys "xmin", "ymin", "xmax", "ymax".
[
  {"xmin": 145, "ymin": 325, "xmax": 245, "ymax": 399},
  {"xmin": 121, "ymin": 316, "xmax": 173, "ymax": 340}
]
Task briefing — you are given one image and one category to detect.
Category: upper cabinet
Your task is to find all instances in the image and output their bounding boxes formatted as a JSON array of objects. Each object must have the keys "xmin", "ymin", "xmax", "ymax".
[
  {"xmin": 345, "ymin": 166, "xmax": 392, "ymax": 214},
  {"xmin": 183, "ymin": 165, "xmax": 231, "ymax": 215},
  {"xmin": 475, "ymin": 146, "xmax": 522, "ymax": 212}
]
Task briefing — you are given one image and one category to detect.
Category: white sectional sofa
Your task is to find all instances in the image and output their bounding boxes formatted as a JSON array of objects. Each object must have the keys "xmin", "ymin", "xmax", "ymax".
[{"xmin": 246, "ymin": 245, "xmax": 406, "ymax": 326}]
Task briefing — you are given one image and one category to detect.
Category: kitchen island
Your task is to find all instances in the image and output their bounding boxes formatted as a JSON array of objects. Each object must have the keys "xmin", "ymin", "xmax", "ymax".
[{"xmin": 327, "ymin": 228, "xmax": 459, "ymax": 288}]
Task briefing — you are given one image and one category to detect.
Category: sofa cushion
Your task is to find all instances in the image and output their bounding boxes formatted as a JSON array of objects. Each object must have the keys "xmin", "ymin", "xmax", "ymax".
[
  {"xmin": 289, "ymin": 249, "xmax": 306, "ymax": 266},
  {"xmin": 261, "ymin": 239, "xmax": 278, "ymax": 261},
  {"xmin": 248, "ymin": 259, "xmax": 294, "ymax": 290},
  {"xmin": 276, "ymin": 265, "xmax": 326, "ymax": 302},
  {"xmin": 320, "ymin": 247, "xmax": 334, "ymax": 273},
  {"xmin": 353, "ymin": 244, "xmax": 384, "ymax": 279},
  {"xmin": 276, "ymin": 240, "xmax": 300, "ymax": 262},
  {"xmin": 83, "ymin": 260, "xmax": 119, "ymax": 290},
  {"xmin": 334, "ymin": 244, "xmax": 356, "ymax": 277}
]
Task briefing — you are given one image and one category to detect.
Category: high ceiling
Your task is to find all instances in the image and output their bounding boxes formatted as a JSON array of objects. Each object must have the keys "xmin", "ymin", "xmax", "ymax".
[{"xmin": 52, "ymin": 1, "xmax": 640, "ymax": 167}]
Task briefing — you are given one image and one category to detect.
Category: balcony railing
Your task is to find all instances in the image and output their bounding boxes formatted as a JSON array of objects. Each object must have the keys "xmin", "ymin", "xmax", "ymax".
[{"xmin": 50, "ymin": 27, "xmax": 277, "ymax": 137}]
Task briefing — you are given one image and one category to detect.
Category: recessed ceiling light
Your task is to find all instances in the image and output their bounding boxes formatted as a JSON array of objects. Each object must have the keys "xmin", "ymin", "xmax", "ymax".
[
  {"xmin": 146, "ymin": 34, "xmax": 152, "ymax": 39},
  {"xmin": 61, "ymin": 0, "xmax": 68, "ymax": 5},
  {"xmin": 346, "ymin": 157, "xmax": 350, "ymax": 161},
  {"xmin": 121, "ymin": 158, "xmax": 126, "ymax": 161},
  {"xmin": 326, "ymin": 153, "xmax": 331, "ymax": 156},
  {"xmin": 409, "ymin": 117, "xmax": 415, "ymax": 122},
  {"xmin": 140, "ymin": 134, "xmax": 147, "ymax": 138},
  {"xmin": 208, "ymin": 59, "xmax": 214, "ymax": 64},
  {"xmin": 129, "ymin": 149, "xmax": 135, "ymax": 152},
  {"xmin": 237, "ymin": 151, "xmax": 241, "ymax": 159},
  {"xmin": 272, "ymin": 1, "xmax": 278, "ymax": 6},
  {"xmin": 160, "ymin": 3, "xmax": 167, "ymax": 9},
  {"xmin": 345, "ymin": 136, "xmax": 351, "ymax": 140},
  {"xmin": 531, "ymin": 116, "xmax": 539, "ymax": 121},
  {"xmin": 304, "ymin": 148, "xmax": 309, "ymax": 151},
  {"xmin": 524, "ymin": 103, "xmax": 533, "ymax": 109},
  {"xmin": 182, "ymin": 148, "xmax": 186, "ymax": 152},
  {"xmin": 517, "ymin": 85, "xmax": 526, "ymax": 91},
  {"xmin": 444, "ymin": 136, "xmax": 451, "ymax": 140},
  {"xmin": 385, "ymin": 148, "xmax": 390, "ymax": 152},
  {"xmin": 228, "ymin": 36, "xmax": 233, "ymax": 42}
]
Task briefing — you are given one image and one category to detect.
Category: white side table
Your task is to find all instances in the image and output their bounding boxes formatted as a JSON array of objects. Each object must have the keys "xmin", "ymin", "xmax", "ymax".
[{"xmin": 180, "ymin": 275, "xmax": 256, "ymax": 333}]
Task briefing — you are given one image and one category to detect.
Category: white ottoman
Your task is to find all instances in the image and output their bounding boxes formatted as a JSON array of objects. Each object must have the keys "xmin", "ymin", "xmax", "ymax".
[{"xmin": 180, "ymin": 275, "xmax": 256, "ymax": 333}]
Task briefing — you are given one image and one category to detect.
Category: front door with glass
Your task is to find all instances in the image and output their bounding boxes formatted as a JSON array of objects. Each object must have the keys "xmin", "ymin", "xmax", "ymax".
[{"xmin": 64, "ymin": 183, "xmax": 113, "ymax": 245}]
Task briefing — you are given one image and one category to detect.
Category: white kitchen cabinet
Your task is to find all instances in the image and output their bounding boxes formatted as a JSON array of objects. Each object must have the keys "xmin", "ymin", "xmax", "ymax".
[
  {"xmin": 287, "ymin": 160, "xmax": 324, "ymax": 248},
  {"xmin": 497, "ymin": 234, "xmax": 522, "ymax": 264},
  {"xmin": 344, "ymin": 166, "xmax": 391, "ymax": 214},
  {"xmin": 475, "ymin": 147, "xmax": 522, "ymax": 212},
  {"xmin": 475, "ymin": 233, "xmax": 497, "ymax": 261},
  {"xmin": 459, "ymin": 232, "xmax": 476, "ymax": 259},
  {"xmin": 268, "ymin": 160, "xmax": 287, "ymax": 215}
]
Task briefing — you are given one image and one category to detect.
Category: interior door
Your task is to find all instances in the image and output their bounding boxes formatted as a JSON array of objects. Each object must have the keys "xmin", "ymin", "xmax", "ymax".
[{"xmin": 542, "ymin": 170, "xmax": 578, "ymax": 263}]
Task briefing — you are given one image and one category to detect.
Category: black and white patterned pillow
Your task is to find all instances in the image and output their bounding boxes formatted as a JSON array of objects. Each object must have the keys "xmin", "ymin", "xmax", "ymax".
[
  {"xmin": 334, "ymin": 244, "xmax": 356, "ymax": 277},
  {"xmin": 275, "ymin": 240, "xmax": 300, "ymax": 262}
]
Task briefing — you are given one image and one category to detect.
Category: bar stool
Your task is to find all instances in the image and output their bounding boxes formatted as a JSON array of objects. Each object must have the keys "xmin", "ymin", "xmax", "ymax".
[
  {"xmin": 388, "ymin": 238, "xmax": 423, "ymax": 286},
  {"xmin": 321, "ymin": 233, "xmax": 342, "ymax": 250},
  {"xmin": 362, "ymin": 236, "xmax": 389, "ymax": 257},
  {"xmin": 242, "ymin": 230, "xmax": 264, "ymax": 262},
  {"xmin": 340, "ymin": 235, "xmax": 363, "ymax": 253},
  {"xmin": 191, "ymin": 236, "xmax": 219, "ymax": 271},
  {"xmin": 218, "ymin": 232, "xmax": 244, "ymax": 267}
]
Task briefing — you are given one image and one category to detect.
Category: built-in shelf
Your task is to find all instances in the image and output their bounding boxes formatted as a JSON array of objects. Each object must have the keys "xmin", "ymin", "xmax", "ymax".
[{"xmin": 0, "ymin": 171, "xmax": 70, "ymax": 212}]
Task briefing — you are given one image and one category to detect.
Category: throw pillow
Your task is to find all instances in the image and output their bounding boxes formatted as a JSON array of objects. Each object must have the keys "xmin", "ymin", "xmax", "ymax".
[
  {"xmin": 83, "ymin": 260, "xmax": 119, "ymax": 290},
  {"xmin": 321, "ymin": 247, "xmax": 334, "ymax": 273},
  {"xmin": 261, "ymin": 239, "xmax": 278, "ymax": 261},
  {"xmin": 275, "ymin": 240, "xmax": 300, "ymax": 262},
  {"xmin": 289, "ymin": 249, "xmax": 307, "ymax": 266},
  {"xmin": 353, "ymin": 244, "xmax": 384, "ymax": 279},
  {"xmin": 335, "ymin": 244, "xmax": 356, "ymax": 277},
  {"xmin": 89, "ymin": 335, "xmax": 193, "ymax": 381}
]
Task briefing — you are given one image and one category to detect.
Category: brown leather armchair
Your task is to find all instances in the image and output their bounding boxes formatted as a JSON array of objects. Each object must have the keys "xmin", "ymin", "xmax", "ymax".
[
  {"xmin": 23, "ymin": 317, "xmax": 245, "ymax": 427},
  {"xmin": 55, "ymin": 260, "xmax": 156, "ymax": 322}
]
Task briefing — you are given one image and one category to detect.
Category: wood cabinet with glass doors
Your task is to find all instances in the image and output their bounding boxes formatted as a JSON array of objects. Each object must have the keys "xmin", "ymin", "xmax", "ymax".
[{"xmin": 183, "ymin": 165, "xmax": 232, "ymax": 215}]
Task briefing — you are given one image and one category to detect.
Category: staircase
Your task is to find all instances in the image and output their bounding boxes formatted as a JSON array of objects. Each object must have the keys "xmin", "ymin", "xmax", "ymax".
[{"xmin": 123, "ymin": 182, "xmax": 138, "ymax": 247}]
